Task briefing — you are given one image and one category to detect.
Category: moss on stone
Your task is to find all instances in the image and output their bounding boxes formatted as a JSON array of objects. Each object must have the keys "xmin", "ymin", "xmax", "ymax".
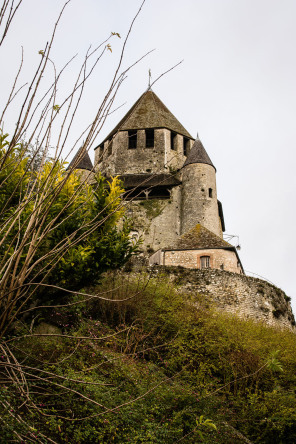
[{"xmin": 139, "ymin": 199, "xmax": 164, "ymax": 219}]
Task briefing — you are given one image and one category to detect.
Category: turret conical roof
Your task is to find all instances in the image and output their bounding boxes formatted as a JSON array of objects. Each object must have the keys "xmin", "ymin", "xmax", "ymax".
[
  {"xmin": 182, "ymin": 137, "xmax": 215, "ymax": 170},
  {"xmin": 97, "ymin": 90, "xmax": 193, "ymax": 147},
  {"xmin": 68, "ymin": 146, "xmax": 93, "ymax": 171}
]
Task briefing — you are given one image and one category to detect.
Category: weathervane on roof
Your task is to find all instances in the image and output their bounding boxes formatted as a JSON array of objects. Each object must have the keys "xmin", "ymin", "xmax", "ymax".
[{"xmin": 148, "ymin": 69, "xmax": 152, "ymax": 90}]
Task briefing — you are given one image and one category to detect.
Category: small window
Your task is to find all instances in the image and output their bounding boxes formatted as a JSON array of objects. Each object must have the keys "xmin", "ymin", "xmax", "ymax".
[
  {"xmin": 209, "ymin": 188, "xmax": 213, "ymax": 198},
  {"xmin": 145, "ymin": 129, "xmax": 154, "ymax": 148},
  {"xmin": 200, "ymin": 256, "xmax": 210, "ymax": 269},
  {"xmin": 128, "ymin": 130, "xmax": 137, "ymax": 149},
  {"xmin": 183, "ymin": 137, "xmax": 189, "ymax": 156},
  {"xmin": 99, "ymin": 144, "xmax": 104, "ymax": 159},
  {"xmin": 171, "ymin": 131, "xmax": 177, "ymax": 150},
  {"xmin": 107, "ymin": 139, "xmax": 113, "ymax": 156}
]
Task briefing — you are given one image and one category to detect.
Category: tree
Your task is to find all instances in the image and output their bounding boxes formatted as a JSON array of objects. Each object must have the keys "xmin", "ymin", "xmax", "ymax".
[
  {"xmin": 0, "ymin": 1, "xmax": 150, "ymax": 441},
  {"xmin": 0, "ymin": 131, "xmax": 138, "ymax": 337},
  {"xmin": 0, "ymin": 0, "xmax": 149, "ymax": 331}
]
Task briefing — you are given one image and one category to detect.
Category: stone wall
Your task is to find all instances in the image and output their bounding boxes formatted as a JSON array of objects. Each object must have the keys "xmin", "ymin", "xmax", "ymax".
[
  {"xmin": 95, "ymin": 129, "xmax": 193, "ymax": 177},
  {"xmin": 180, "ymin": 163, "xmax": 222, "ymax": 237},
  {"xmin": 148, "ymin": 266, "xmax": 295, "ymax": 329},
  {"xmin": 125, "ymin": 189, "xmax": 182, "ymax": 253},
  {"xmin": 150, "ymin": 248, "xmax": 242, "ymax": 274},
  {"xmin": 114, "ymin": 129, "xmax": 167, "ymax": 175},
  {"xmin": 164, "ymin": 130, "xmax": 192, "ymax": 171}
]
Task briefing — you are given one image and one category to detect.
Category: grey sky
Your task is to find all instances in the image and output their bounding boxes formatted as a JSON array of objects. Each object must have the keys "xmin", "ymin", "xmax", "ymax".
[{"xmin": 1, "ymin": 0, "xmax": 296, "ymax": 311}]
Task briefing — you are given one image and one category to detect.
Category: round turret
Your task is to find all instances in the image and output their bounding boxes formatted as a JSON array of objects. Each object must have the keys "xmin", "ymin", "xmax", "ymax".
[
  {"xmin": 68, "ymin": 147, "xmax": 95, "ymax": 183},
  {"xmin": 180, "ymin": 138, "xmax": 223, "ymax": 237}
]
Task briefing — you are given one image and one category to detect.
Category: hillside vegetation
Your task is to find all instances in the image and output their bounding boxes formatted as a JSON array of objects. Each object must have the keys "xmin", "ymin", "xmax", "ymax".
[{"xmin": 1, "ymin": 270, "xmax": 296, "ymax": 443}]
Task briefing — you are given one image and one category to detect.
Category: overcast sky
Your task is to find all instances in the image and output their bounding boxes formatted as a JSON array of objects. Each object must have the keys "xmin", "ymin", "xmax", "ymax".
[{"xmin": 1, "ymin": 0, "xmax": 296, "ymax": 312}]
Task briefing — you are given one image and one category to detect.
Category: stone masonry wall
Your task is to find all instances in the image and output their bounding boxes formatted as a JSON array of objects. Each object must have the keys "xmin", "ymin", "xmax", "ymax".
[
  {"xmin": 149, "ymin": 266, "xmax": 295, "ymax": 330},
  {"xmin": 97, "ymin": 129, "xmax": 169, "ymax": 177},
  {"xmin": 162, "ymin": 248, "xmax": 242, "ymax": 273},
  {"xmin": 125, "ymin": 188, "xmax": 182, "ymax": 253},
  {"xmin": 96, "ymin": 129, "xmax": 194, "ymax": 177},
  {"xmin": 114, "ymin": 129, "xmax": 167, "ymax": 175},
  {"xmin": 164, "ymin": 129, "xmax": 192, "ymax": 171},
  {"xmin": 181, "ymin": 163, "xmax": 222, "ymax": 237}
]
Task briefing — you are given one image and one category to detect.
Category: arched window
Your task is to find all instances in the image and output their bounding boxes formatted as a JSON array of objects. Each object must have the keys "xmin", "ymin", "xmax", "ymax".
[{"xmin": 200, "ymin": 256, "xmax": 210, "ymax": 269}]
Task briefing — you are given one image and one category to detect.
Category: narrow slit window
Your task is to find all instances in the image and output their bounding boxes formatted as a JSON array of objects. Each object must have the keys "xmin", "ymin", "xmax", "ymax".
[
  {"xmin": 183, "ymin": 137, "xmax": 189, "ymax": 156},
  {"xmin": 145, "ymin": 129, "xmax": 154, "ymax": 148},
  {"xmin": 171, "ymin": 131, "xmax": 177, "ymax": 150},
  {"xmin": 128, "ymin": 130, "xmax": 137, "ymax": 149},
  {"xmin": 108, "ymin": 139, "xmax": 113, "ymax": 156},
  {"xmin": 209, "ymin": 188, "xmax": 213, "ymax": 198},
  {"xmin": 200, "ymin": 256, "xmax": 210, "ymax": 269},
  {"xmin": 99, "ymin": 144, "xmax": 104, "ymax": 159}
]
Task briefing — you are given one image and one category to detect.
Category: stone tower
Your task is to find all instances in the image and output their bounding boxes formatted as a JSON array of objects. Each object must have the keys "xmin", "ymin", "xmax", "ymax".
[
  {"xmin": 68, "ymin": 88, "xmax": 296, "ymax": 331},
  {"xmin": 94, "ymin": 89, "xmax": 194, "ymax": 177},
  {"xmin": 180, "ymin": 138, "xmax": 224, "ymax": 237},
  {"xmin": 90, "ymin": 88, "xmax": 243, "ymax": 274}
]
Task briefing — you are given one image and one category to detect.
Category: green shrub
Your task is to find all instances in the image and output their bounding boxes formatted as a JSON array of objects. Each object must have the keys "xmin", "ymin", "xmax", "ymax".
[{"xmin": 3, "ymin": 272, "xmax": 296, "ymax": 443}]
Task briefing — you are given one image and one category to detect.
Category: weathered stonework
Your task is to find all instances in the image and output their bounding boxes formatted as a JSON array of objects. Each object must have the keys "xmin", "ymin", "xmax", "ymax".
[
  {"xmin": 93, "ymin": 90, "xmax": 226, "ymax": 260},
  {"xmin": 181, "ymin": 163, "xmax": 222, "ymax": 237},
  {"xmin": 69, "ymin": 89, "xmax": 295, "ymax": 329},
  {"xmin": 125, "ymin": 189, "xmax": 182, "ymax": 253},
  {"xmin": 150, "ymin": 248, "xmax": 242, "ymax": 274},
  {"xmin": 95, "ymin": 128, "xmax": 191, "ymax": 178},
  {"xmin": 148, "ymin": 266, "xmax": 295, "ymax": 330}
]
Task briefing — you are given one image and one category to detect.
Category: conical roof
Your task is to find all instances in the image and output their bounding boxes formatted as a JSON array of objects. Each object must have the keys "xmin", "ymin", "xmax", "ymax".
[
  {"xmin": 97, "ymin": 90, "xmax": 193, "ymax": 147},
  {"xmin": 164, "ymin": 224, "xmax": 231, "ymax": 250},
  {"xmin": 183, "ymin": 138, "xmax": 215, "ymax": 170},
  {"xmin": 68, "ymin": 147, "xmax": 93, "ymax": 171}
]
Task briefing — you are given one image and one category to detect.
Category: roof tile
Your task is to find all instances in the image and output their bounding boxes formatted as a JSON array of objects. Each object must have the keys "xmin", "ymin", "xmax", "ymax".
[
  {"xmin": 183, "ymin": 138, "xmax": 215, "ymax": 170},
  {"xmin": 96, "ymin": 90, "xmax": 193, "ymax": 147},
  {"xmin": 164, "ymin": 224, "xmax": 231, "ymax": 250},
  {"xmin": 118, "ymin": 173, "xmax": 180, "ymax": 188},
  {"xmin": 68, "ymin": 147, "xmax": 93, "ymax": 171}
]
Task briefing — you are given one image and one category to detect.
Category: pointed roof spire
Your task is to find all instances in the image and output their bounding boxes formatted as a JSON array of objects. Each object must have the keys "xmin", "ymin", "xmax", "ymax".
[
  {"xmin": 68, "ymin": 146, "xmax": 93, "ymax": 171},
  {"xmin": 182, "ymin": 136, "xmax": 216, "ymax": 170},
  {"xmin": 96, "ymin": 90, "xmax": 193, "ymax": 148}
]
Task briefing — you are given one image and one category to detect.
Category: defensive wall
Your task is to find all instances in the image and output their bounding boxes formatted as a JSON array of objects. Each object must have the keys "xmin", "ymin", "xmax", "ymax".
[{"xmin": 144, "ymin": 265, "xmax": 295, "ymax": 330}]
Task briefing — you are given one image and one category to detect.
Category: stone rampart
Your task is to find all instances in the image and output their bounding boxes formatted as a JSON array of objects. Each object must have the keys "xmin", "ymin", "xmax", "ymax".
[{"xmin": 148, "ymin": 266, "xmax": 295, "ymax": 330}]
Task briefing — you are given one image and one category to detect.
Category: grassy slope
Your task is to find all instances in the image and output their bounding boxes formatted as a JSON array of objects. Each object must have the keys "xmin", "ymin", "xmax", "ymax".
[{"xmin": 2, "ymin": 270, "xmax": 296, "ymax": 443}]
